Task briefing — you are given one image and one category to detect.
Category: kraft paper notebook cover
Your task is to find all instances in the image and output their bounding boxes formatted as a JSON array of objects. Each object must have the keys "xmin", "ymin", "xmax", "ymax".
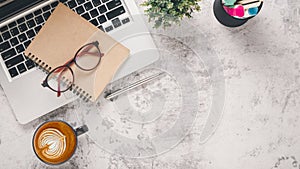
[{"xmin": 24, "ymin": 3, "xmax": 130, "ymax": 102}]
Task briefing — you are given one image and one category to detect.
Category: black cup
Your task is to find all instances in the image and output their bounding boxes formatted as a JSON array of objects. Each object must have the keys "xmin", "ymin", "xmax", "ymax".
[{"xmin": 213, "ymin": 0, "xmax": 263, "ymax": 27}]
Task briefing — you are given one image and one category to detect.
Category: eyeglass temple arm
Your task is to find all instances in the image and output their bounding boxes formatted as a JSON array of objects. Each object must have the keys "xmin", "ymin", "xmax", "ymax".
[
  {"xmin": 57, "ymin": 72, "xmax": 64, "ymax": 97},
  {"xmin": 54, "ymin": 42, "xmax": 102, "ymax": 96}
]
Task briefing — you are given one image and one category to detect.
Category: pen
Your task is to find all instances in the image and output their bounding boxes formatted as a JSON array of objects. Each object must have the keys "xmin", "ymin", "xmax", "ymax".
[{"xmin": 105, "ymin": 72, "xmax": 166, "ymax": 100}]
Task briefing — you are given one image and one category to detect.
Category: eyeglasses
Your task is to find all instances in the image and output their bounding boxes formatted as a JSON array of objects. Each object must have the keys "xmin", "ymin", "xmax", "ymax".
[{"xmin": 42, "ymin": 41, "xmax": 103, "ymax": 97}]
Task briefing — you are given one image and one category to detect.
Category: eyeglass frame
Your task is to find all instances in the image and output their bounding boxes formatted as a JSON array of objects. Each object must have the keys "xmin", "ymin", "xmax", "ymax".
[{"xmin": 41, "ymin": 41, "xmax": 103, "ymax": 96}]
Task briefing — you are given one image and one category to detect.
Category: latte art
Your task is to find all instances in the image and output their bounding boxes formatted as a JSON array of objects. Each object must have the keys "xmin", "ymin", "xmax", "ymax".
[
  {"xmin": 33, "ymin": 121, "xmax": 79, "ymax": 165},
  {"xmin": 37, "ymin": 128, "xmax": 67, "ymax": 159}
]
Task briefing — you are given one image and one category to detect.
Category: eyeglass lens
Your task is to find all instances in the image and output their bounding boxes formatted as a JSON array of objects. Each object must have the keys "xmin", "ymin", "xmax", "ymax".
[
  {"xmin": 47, "ymin": 66, "xmax": 73, "ymax": 92},
  {"xmin": 75, "ymin": 43, "xmax": 101, "ymax": 71}
]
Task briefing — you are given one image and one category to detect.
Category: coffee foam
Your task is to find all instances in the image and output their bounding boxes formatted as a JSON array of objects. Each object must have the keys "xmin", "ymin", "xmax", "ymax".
[
  {"xmin": 38, "ymin": 128, "xmax": 67, "ymax": 159},
  {"xmin": 33, "ymin": 121, "xmax": 77, "ymax": 165}
]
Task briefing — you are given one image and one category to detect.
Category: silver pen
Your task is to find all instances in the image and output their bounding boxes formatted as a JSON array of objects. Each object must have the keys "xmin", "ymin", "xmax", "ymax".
[{"xmin": 105, "ymin": 72, "xmax": 166, "ymax": 100}]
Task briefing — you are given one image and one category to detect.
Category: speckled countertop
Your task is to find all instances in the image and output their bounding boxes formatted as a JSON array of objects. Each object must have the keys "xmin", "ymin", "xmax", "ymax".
[{"xmin": 1, "ymin": 0, "xmax": 300, "ymax": 168}]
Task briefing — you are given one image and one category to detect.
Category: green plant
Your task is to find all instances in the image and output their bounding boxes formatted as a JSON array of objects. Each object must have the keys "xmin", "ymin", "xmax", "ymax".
[{"xmin": 141, "ymin": 0, "xmax": 201, "ymax": 28}]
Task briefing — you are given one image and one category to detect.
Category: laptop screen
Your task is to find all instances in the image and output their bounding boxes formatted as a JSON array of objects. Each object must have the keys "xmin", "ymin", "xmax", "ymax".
[{"xmin": 0, "ymin": 0, "xmax": 45, "ymax": 23}]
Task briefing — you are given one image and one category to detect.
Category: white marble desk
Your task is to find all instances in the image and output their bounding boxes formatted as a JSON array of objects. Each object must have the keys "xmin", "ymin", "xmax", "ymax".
[{"xmin": 1, "ymin": 0, "xmax": 300, "ymax": 168}]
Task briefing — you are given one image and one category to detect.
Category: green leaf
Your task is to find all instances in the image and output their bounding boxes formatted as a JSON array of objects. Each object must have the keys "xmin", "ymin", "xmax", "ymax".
[{"xmin": 141, "ymin": 0, "xmax": 202, "ymax": 29}]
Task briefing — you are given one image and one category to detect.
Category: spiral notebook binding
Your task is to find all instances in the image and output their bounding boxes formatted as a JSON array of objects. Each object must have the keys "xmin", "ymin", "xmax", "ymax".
[
  {"xmin": 25, "ymin": 53, "xmax": 92, "ymax": 102},
  {"xmin": 70, "ymin": 84, "xmax": 91, "ymax": 102},
  {"xmin": 25, "ymin": 53, "xmax": 52, "ymax": 73}
]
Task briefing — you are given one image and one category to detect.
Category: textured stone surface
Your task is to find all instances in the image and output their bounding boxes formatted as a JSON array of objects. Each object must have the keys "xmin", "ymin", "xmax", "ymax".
[{"xmin": 1, "ymin": 0, "xmax": 300, "ymax": 168}]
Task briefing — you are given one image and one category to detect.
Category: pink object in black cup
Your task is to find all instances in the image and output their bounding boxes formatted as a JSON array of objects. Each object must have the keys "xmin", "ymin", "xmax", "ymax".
[{"xmin": 213, "ymin": 0, "xmax": 263, "ymax": 27}]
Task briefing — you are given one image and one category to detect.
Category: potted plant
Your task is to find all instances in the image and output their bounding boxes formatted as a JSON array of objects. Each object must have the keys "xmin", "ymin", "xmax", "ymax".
[{"xmin": 141, "ymin": 0, "xmax": 202, "ymax": 28}]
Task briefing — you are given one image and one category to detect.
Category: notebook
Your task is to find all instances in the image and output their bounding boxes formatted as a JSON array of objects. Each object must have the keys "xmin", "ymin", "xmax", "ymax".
[{"xmin": 24, "ymin": 3, "xmax": 130, "ymax": 102}]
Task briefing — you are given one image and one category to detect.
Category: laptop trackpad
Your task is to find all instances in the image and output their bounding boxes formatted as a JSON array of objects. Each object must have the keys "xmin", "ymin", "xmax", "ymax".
[{"xmin": 1, "ymin": 69, "xmax": 75, "ymax": 124}]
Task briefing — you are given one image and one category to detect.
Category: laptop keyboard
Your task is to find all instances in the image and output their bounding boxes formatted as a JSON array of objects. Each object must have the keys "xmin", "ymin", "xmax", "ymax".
[{"xmin": 0, "ymin": 0, "xmax": 131, "ymax": 79}]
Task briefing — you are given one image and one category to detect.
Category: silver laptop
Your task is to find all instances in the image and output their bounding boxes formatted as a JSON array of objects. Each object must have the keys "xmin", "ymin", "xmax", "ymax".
[{"xmin": 0, "ymin": 0, "xmax": 159, "ymax": 124}]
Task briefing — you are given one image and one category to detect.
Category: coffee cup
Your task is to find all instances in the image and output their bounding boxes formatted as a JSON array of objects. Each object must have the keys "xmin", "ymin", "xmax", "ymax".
[{"xmin": 32, "ymin": 120, "xmax": 88, "ymax": 165}]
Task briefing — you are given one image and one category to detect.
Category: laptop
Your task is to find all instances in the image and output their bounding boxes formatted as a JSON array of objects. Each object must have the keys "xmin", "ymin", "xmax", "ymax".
[{"xmin": 0, "ymin": 0, "xmax": 159, "ymax": 124}]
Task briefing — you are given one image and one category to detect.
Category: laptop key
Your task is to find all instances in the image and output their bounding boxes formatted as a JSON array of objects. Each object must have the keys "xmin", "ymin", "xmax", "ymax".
[
  {"xmin": 105, "ymin": 25, "xmax": 113, "ymax": 32},
  {"xmin": 16, "ymin": 44, "xmax": 25, "ymax": 53},
  {"xmin": 34, "ymin": 9, "xmax": 42, "ymax": 16},
  {"xmin": 77, "ymin": 0, "xmax": 85, "ymax": 5},
  {"xmin": 18, "ymin": 23, "xmax": 28, "ymax": 32},
  {"xmin": 27, "ymin": 19, "xmax": 36, "ymax": 28},
  {"xmin": 8, "ymin": 22, "xmax": 17, "ymax": 28},
  {"xmin": 25, "ymin": 59, "xmax": 35, "ymax": 70},
  {"xmin": 112, "ymin": 18, "xmax": 121, "ymax": 28},
  {"xmin": 0, "ymin": 26, "xmax": 8, "ymax": 32},
  {"xmin": 90, "ymin": 9, "xmax": 99, "ymax": 18},
  {"xmin": 98, "ymin": 25, "xmax": 104, "ymax": 32},
  {"xmin": 106, "ymin": 6, "xmax": 125, "ymax": 20},
  {"xmin": 84, "ymin": 2, "xmax": 93, "ymax": 11},
  {"xmin": 51, "ymin": 1, "xmax": 59, "ymax": 8},
  {"xmin": 122, "ymin": 17, "xmax": 130, "ymax": 24},
  {"xmin": 42, "ymin": 5, "xmax": 51, "ymax": 12},
  {"xmin": 24, "ymin": 40, "xmax": 31, "ymax": 48},
  {"xmin": 25, "ymin": 13, "xmax": 34, "ymax": 20},
  {"xmin": 102, "ymin": 0, "xmax": 109, "ymax": 3},
  {"xmin": 26, "ymin": 30, "xmax": 35, "ymax": 39},
  {"xmin": 2, "ymin": 48, "xmax": 16, "ymax": 60},
  {"xmin": 10, "ymin": 27, "xmax": 20, "ymax": 36},
  {"xmin": 18, "ymin": 33, "xmax": 27, "ymax": 42},
  {"xmin": 0, "ymin": 36, "xmax": 3, "ymax": 43},
  {"xmin": 76, "ymin": 6, "xmax": 85, "ymax": 14},
  {"xmin": 82, "ymin": 13, "xmax": 91, "ymax": 20},
  {"xmin": 98, "ymin": 15, "xmax": 107, "ymax": 24},
  {"xmin": 2, "ymin": 31, "xmax": 11, "ymax": 40},
  {"xmin": 17, "ymin": 63, "xmax": 27, "ymax": 74},
  {"xmin": 35, "ymin": 16, "xmax": 44, "ymax": 25},
  {"xmin": 92, "ymin": 0, "xmax": 101, "ymax": 7},
  {"xmin": 5, "ymin": 54, "xmax": 24, "ymax": 69},
  {"xmin": 10, "ymin": 37, "xmax": 19, "ymax": 46},
  {"xmin": 0, "ymin": 42, "xmax": 11, "ymax": 52},
  {"xmin": 107, "ymin": 0, "xmax": 122, "ymax": 10},
  {"xmin": 67, "ymin": 0, "xmax": 76, "ymax": 9},
  {"xmin": 60, "ymin": 0, "xmax": 68, "ymax": 3},
  {"xmin": 17, "ymin": 17, "xmax": 25, "ymax": 24},
  {"xmin": 8, "ymin": 67, "xmax": 19, "ymax": 78},
  {"xmin": 35, "ymin": 25, "xmax": 42, "ymax": 33},
  {"xmin": 98, "ymin": 5, "xmax": 107, "ymax": 14},
  {"xmin": 43, "ymin": 12, "xmax": 51, "ymax": 20},
  {"xmin": 90, "ymin": 19, "xmax": 99, "ymax": 26}
]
